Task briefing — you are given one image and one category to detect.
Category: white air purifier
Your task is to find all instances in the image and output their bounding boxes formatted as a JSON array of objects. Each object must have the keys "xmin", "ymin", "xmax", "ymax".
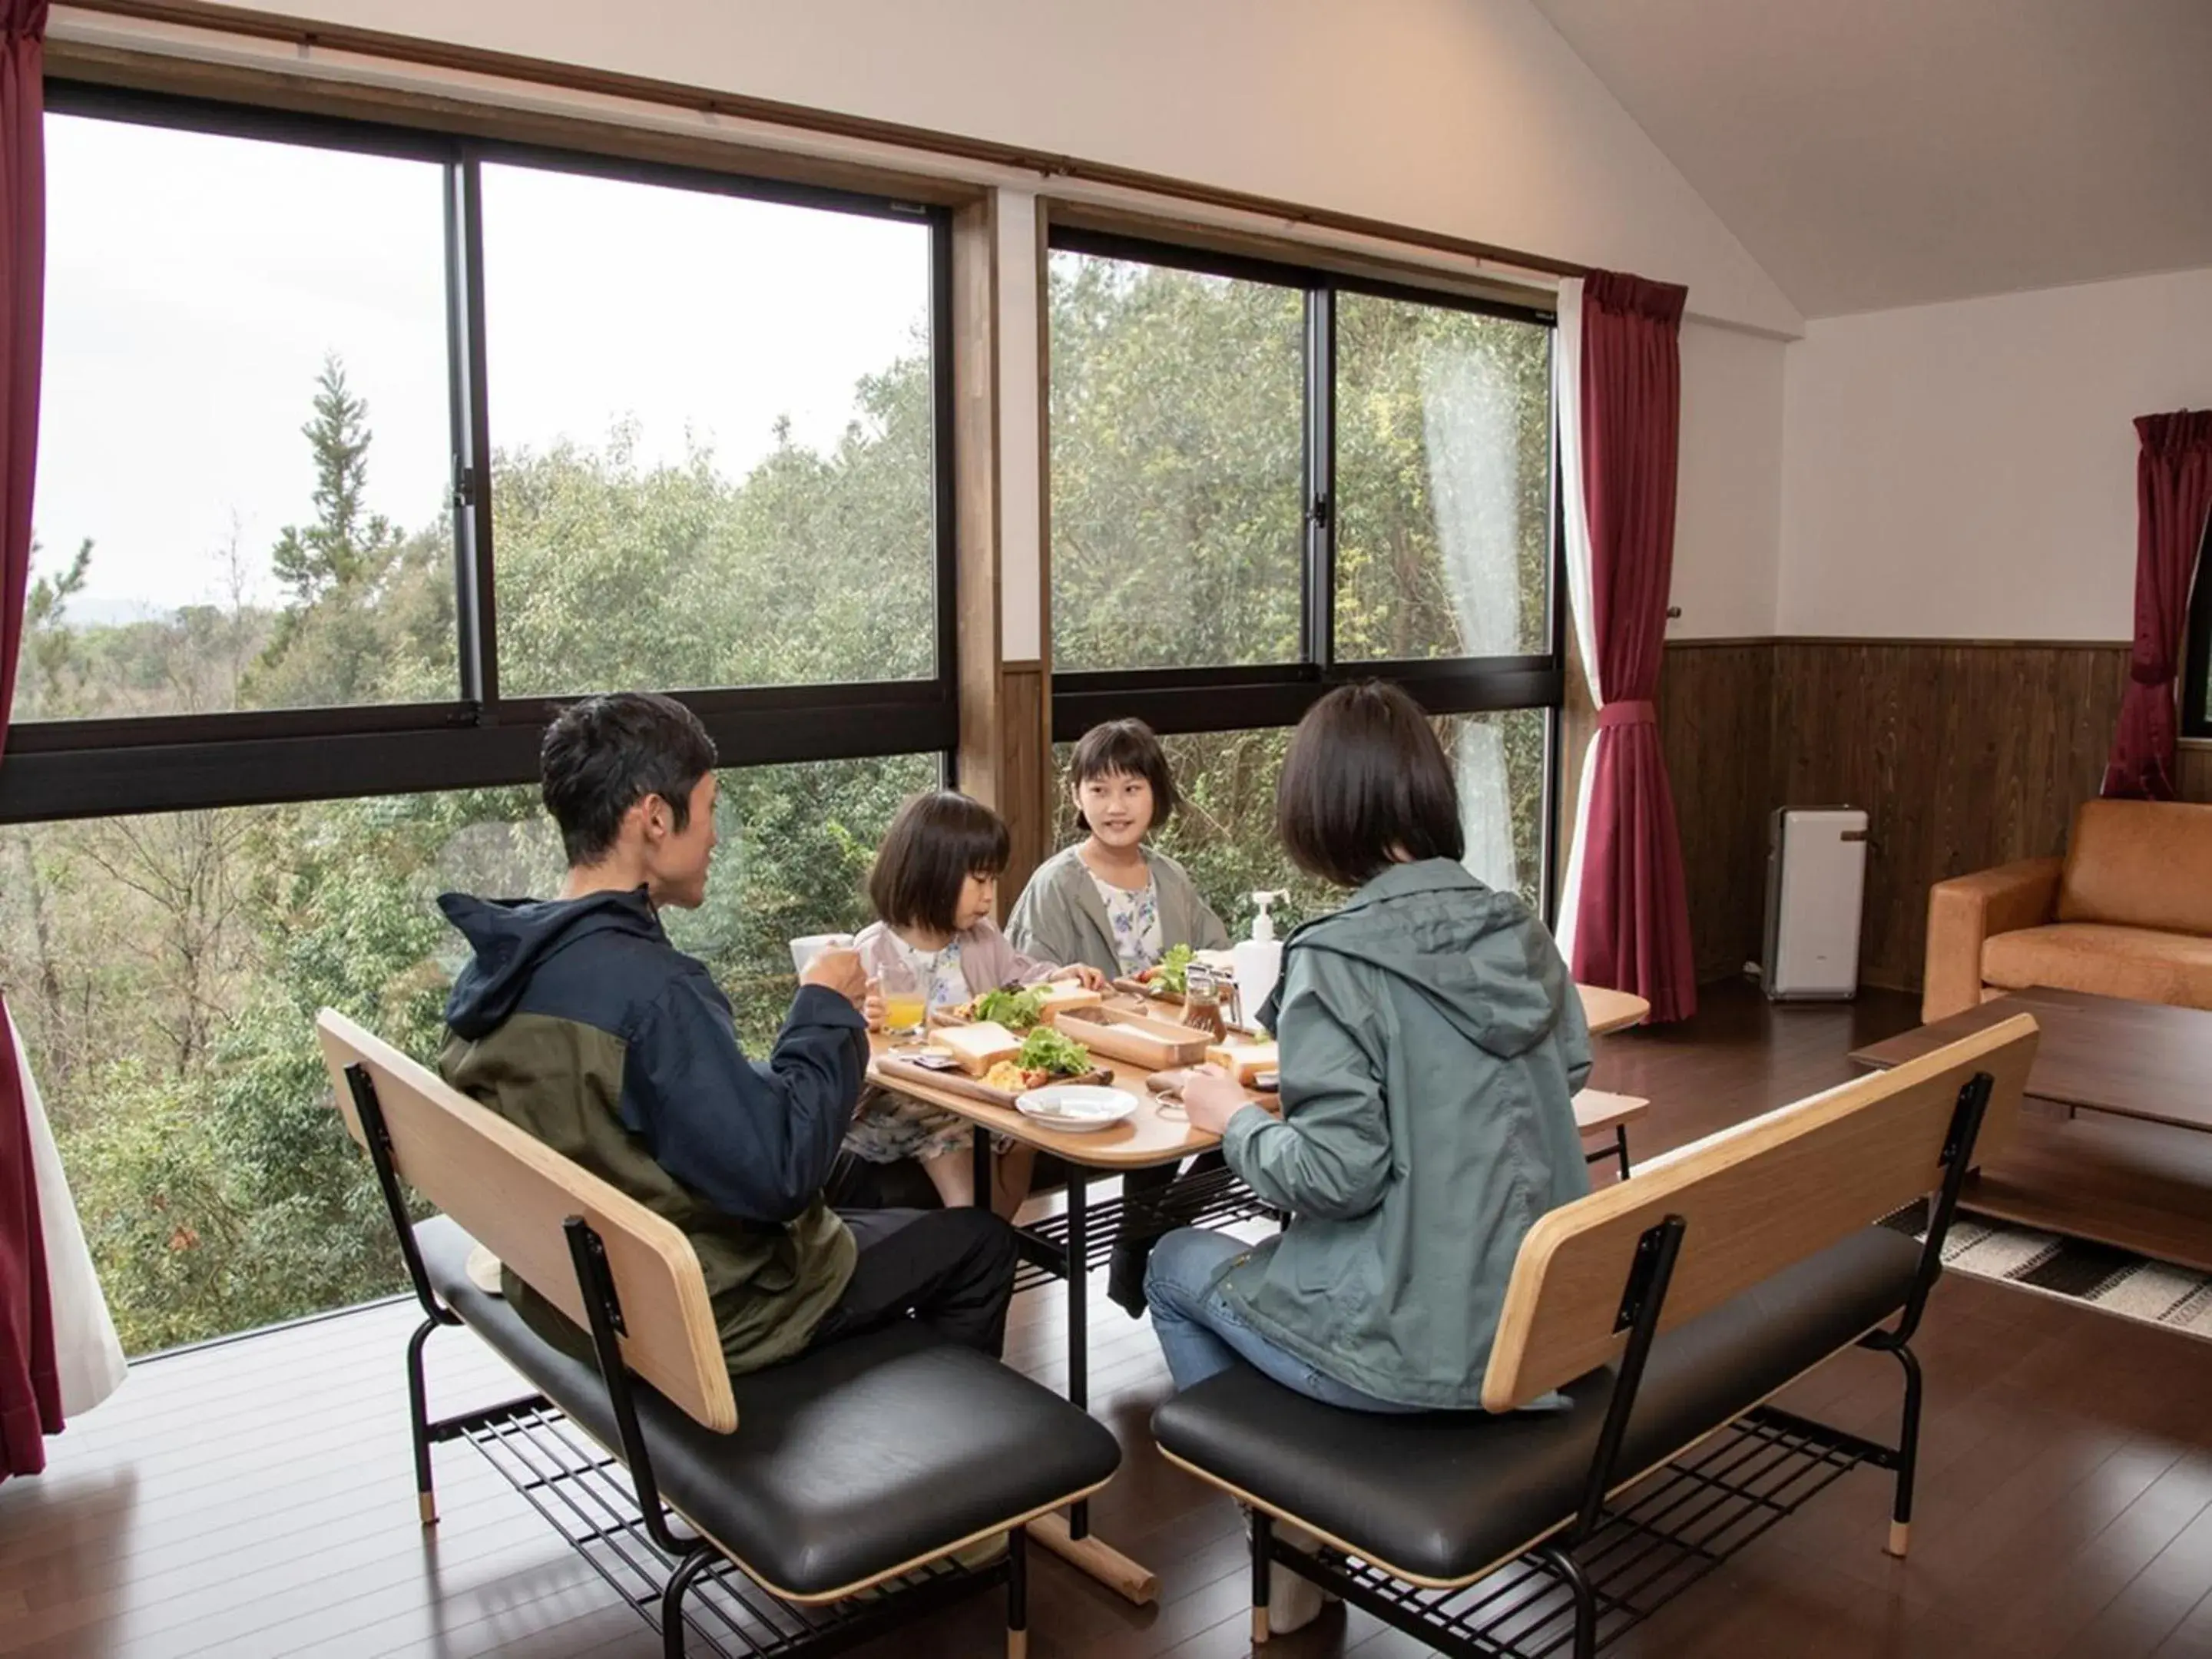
[{"xmin": 1760, "ymin": 807, "xmax": 1868, "ymax": 1001}]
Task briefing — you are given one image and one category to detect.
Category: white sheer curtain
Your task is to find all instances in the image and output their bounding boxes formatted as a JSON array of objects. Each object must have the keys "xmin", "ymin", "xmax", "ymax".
[
  {"xmin": 12, "ymin": 1010, "xmax": 126, "ymax": 1417},
  {"xmin": 1551, "ymin": 277, "xmax": 1600, "ymax": 961},
  {"xmin": 1422, "ymin": 338, "xmax": 1524, "ymax": 896}
]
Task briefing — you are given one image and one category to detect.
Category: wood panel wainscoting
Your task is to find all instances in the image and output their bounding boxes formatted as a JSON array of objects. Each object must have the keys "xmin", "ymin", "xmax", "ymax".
[
  {"xmin": 1657, "ymin": 642, "xmax": 1777, "ymax": 985},
  {"xmin": 1660, "ymin": 637, "xmax": 2160, "ymax": 996},
  {"xmin": 2182, "ymin": 740, "xmax": 2212, "ymax": 806}
]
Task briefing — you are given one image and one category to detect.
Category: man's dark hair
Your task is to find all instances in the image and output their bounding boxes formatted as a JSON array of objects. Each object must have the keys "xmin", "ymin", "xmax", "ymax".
[
  {"xmin": 869, "ymin": 790, "xmax": 1012, "ymax": 935},
  {"xmin": 1068, "ymin": 718, "xmax": 1179, "ymax": 833},
  {"xmin": 540, "ymin": 693, "xmax": 720, "ymax": 867},
  {"xmin": 1277, "ymin": 681, "xmax": 1463, "ymax": 889}
]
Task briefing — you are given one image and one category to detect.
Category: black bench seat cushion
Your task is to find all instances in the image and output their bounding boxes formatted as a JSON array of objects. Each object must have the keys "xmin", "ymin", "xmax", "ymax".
[
  {"xmin": 416, "ymin": 1215, "xmax": 1121, "ymax": 1598},
  {"xmin": 1151, "ymin": 1224, "xmax": 1919, "ymax": 1586}
]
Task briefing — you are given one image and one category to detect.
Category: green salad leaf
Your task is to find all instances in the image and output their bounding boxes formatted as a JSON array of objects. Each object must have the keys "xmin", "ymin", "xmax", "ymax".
[
  {"xmin": 1151, "ymin": 942, "xmax": 1194, "ymax": 998},
  {"xmin": 971, "ymin": 985, "xmax": 1047, "ymax": 1030},
  {"xmin": 1018, "ymin": 1026, "xmax": 1092, "ymax": 1078}
]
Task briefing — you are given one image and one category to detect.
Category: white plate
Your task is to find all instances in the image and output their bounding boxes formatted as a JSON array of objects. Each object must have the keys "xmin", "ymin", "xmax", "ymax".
[{"xmin": 1015, "ymin": 1084, "xmax": 1138, "ymax": 1132}]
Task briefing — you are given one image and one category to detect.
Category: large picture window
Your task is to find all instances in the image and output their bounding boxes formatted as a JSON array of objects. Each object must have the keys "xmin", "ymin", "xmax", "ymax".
[
  {"xmin": 7, "ymin": 84, "xmax": 959, "ymax": 1354},
  {"xmin": 8, "ymin": 85, "xmax": 956, "ymax": 824},
  {"xmin": 1046, "ymin": 228, "xmax": 1562, "ymax": 919}
]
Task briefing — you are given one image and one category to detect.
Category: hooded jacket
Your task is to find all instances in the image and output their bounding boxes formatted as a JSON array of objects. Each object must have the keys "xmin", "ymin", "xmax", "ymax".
[
  {"xmin": 437, "ymin": 887, "xmax": 864, "ymax": 1374},
  {"xmin": 1216, "ymin": 859, "xmax": 1593, "ymax": 1409}
]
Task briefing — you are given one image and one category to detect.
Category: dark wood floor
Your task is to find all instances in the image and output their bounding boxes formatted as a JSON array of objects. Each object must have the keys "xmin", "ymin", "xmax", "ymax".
[{"xmin": 9, "ymin": 981, "xmax": 2212, "ymax": 1658}]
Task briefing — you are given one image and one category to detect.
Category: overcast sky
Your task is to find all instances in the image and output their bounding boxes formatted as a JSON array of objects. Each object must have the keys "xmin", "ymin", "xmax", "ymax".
[{"xmin": 35, "ymin": 112, "xmax": 930, "ymax": 618}]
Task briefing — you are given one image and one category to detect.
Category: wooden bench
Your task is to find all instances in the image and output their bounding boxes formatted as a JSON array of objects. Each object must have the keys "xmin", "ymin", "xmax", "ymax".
[
  {"xmin": 1152, "ymin": 1014, "xmax": 2038, "ymax": 1657},
  {"xmin": 316, "ymin": 1010, "xmax": 1121, "ymax": 1659}
]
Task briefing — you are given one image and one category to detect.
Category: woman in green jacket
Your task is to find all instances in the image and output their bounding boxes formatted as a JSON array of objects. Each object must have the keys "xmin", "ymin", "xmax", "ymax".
[{"xmin": 1151, "ymin": 681, "xmax": 1593, "ymax": 1413}]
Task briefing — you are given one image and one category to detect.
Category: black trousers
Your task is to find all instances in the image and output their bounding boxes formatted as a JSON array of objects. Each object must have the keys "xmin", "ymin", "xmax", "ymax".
[
  {"xmin": 806, "ymin": 1207, "xmax": 1018, "ymax": 1359},
  {"xmin": 1107, "ymin": 1151, "xmax": 1228, "ymax": 1316}
]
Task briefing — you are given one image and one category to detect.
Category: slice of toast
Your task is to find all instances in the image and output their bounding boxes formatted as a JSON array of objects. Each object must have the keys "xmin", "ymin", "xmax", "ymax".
[
  {"xmin": 1205, "ymin": 1040, "xmax": 1279, "ymax": 1086},
  {"xmin": 933, "ymin": 1021, "xmax": 1022, "ymax": 1077}
]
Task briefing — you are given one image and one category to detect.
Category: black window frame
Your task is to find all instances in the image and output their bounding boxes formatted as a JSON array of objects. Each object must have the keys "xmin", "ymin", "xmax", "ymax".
[
  {"xmin": 1045, "ymin": 226, "xmax": 1568, "ymax": 910},
  {"xmin": 4, "ymin": 81, "xmax": 961, "ymax": 824},
  {"xmin": 2182, "ymin": 505, "xmax": 2212, "ymax": 741}
]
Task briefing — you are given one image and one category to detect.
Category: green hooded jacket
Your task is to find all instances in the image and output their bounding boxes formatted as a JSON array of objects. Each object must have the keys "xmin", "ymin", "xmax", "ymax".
[{"xmin": 1217, "ymin": 859, "xmax": 1593, "ymax": 1409}]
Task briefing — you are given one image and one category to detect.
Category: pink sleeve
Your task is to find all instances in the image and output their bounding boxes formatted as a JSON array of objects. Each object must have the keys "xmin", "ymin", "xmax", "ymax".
[{"xmin": 965, "ymin": 919, "xmax": 1061, "ymax": 988}]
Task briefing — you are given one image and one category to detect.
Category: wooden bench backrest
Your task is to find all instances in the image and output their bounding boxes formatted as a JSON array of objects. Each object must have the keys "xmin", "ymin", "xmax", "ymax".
[
  {"xmin": 316, "ymin": 1008, "xmax": 738, "ymax": 1433},
  {"xmin": 1479, "ymin": 1014, "xmax": 2038, "ymax": 1412}
]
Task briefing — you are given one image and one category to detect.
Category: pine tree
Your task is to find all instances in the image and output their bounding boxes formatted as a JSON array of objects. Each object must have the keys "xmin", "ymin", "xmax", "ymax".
[{"xmin": 270, "ymin": 355, "xmax": 392, "ymax": 604}]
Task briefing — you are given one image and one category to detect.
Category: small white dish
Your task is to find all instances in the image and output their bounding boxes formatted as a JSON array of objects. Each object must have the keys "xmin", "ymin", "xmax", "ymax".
[{"xmin": 1015, "ymin": 1084, "xmax": 1138, "ymax": 1132}]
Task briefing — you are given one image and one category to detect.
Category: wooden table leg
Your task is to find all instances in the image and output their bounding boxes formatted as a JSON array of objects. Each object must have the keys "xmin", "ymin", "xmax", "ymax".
[{"xmin": 1031, "ymin": 1511, "xmax": 1161, "ymax": 1604}]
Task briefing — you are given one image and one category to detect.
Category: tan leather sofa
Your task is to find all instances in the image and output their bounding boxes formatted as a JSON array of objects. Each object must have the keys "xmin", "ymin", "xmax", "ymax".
[{"xmin": 1922, "ymin": 799, "xmax": 2212, "ymax": 1022}]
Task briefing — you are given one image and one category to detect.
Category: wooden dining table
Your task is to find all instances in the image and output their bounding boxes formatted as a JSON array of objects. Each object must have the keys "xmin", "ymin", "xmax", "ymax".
[{"xmin": 862, "ymin": 980, "xmax": 1647, "ymax": 1604}]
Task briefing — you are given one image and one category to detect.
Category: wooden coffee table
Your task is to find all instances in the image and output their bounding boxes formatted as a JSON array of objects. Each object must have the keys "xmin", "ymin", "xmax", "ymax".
[{"xmin": 1851, "ymin": 987, "xmax": 2212, "ymax": 1272}]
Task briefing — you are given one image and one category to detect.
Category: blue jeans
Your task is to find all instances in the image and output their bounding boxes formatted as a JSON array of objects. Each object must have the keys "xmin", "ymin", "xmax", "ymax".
[{"xmin": 1144, "ymin": 1228, "xmax": 1422, "ymax": 1413}]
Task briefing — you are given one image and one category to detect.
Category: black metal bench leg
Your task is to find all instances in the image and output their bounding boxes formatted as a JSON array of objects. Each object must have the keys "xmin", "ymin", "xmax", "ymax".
[
  {"xmin": 1065, "ymin": 1172, "xmax": 1093, "ymax": 1542},
  {"xmin": 1006, "ymin": 1523, "xmax": 1029, "ymax": 1657},
  {"xmin": 1614, "ymin": 1126, "xmax": 1632, "ymax": 1182},
  {"xmin": 406, "ymin": 1316, "xmax": 440, "ymax": 1526},
  {"xmin": 660, "ymin": 1545, "xmax": 714, "ymax": 1658},
  {"xmin": 1250, "ymin": 1510, "xmax": 1273, "ymax": 1644},
  {"xmin": 1538, "ymin": 1542, "xmax": 1598, "ymax": 1659},
  {"xmin": 1886, "ymin": 1343, "xmax": 1923, "ymax": 1558}
]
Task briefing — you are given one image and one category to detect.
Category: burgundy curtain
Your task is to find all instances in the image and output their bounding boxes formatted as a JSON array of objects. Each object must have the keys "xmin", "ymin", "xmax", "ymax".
[
  {"xmin": 2101, "ymin": 411, "xmax": 2212, "ymax": 801},
  {"xmin": 1570, "ymin": 272, "xmax": 1698, "ymax": 1023},
  {"xmin": 0, "ymin": 0, "xmax": 55, "ymax": 1482}
]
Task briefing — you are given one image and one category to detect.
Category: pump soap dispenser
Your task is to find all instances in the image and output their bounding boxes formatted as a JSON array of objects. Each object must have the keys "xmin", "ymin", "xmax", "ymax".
[{"xmin": 1233, "ymin": 891, "xmax": 1286, "ymax": 1031}]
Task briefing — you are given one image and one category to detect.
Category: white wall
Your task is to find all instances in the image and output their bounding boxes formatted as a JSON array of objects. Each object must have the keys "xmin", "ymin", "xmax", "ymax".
[
  {"xmin": 1671, "ymin": 322, "xmax": 1786, "ymax": 639},
  {"xmin": 237, "ymin": 0, "xmax": 1801, "ymax": 336},
  {"xmin": 1779, "ymin": 266, "xmax": 2212, "ymax": 640}
]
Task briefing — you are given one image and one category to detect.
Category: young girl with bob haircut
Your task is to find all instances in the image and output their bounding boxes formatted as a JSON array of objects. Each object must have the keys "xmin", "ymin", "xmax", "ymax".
[
  {"xmin": 1150, "ymin": 680, "xmax": 1591, "ymax": 1409},
  {"xmin": 1008, "ymin": 717, "xmax": 1232, "ymax": 1313},
  {"xmin": 1008, "ymin": 717, "xmax": 1230, "ymax": 981},
  {"xmin": 849, "ymin": 790, "xmax": 1104, "ymax": 1216}
]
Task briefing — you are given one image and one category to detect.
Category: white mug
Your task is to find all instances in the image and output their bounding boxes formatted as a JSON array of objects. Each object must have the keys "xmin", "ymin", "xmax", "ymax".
[{"xmin": 789, "ymin": 933, "xmax": 856, "ymax": 975}]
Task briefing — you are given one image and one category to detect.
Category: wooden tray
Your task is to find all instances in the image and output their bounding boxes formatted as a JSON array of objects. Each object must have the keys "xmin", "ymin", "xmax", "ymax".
[
  {"xmin": 1055, "ymin": 1005, "xmax": 1214, "ymax": 1070},
  {"xmin": 1112, "ymin": 976, "xmax": 1187, "ymax": 1006},
  {"xmin": 874, "ymin": 1053, "xmax": 1114, "ymax": 1108},
  {"xmin": 1111, "ymin": 978, "xmax": 1260, "ymax": 1035}
]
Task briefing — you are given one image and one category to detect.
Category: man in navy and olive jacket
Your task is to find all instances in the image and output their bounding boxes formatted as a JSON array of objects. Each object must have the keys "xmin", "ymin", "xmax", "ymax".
[{"xmin": 437, "ymin": 692, "xmax": 1015, "ymax": 1376}]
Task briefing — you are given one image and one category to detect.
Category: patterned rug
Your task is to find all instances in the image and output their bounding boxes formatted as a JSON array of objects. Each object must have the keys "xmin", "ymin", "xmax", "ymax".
[{"xmin": 1883, "ymin": 1201, "xmax": 2212, "ymax": 1343}]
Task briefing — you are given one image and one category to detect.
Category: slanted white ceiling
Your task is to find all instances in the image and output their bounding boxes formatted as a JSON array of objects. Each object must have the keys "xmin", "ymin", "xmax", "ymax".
[{"xmin": 1529, "ymin": 0, "xmax": 2212, "ymax": 317}]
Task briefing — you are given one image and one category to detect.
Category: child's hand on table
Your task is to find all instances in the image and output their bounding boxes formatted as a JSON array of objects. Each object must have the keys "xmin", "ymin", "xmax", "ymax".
[{"xmin": 1181, "ymin": 1065, "xmax": 1253, "ymax": 1136}]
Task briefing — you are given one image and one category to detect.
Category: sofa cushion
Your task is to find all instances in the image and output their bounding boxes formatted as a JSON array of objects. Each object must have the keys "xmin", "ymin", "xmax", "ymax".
[
  {"xmin": 1982, "ymin": 923, "xmax": 2212, "ymax": 1012},
  {"xmin": 416, "ymin": 1214, "xmax": 1121, "ymax": 1598},
  {"xmin": 2058, "ymin": 800, "xmax": 2212, "ymax": 937},
  {"xmin": 1152, "ymin": 1226, "xmax": 1919, "ymax": 1586}
]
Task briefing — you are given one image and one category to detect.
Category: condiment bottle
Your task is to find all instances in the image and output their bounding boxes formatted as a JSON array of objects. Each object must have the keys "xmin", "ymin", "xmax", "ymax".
[{"xmin": 1182, "ymin": 962, "xmax": 1228, "ymax": 1041}]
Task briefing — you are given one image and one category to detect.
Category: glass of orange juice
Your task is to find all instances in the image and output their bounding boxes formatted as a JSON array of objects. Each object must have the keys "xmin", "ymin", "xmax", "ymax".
[{"xmin": 880, "ymin": 959, "xmax": 927, "ymax": 1038}]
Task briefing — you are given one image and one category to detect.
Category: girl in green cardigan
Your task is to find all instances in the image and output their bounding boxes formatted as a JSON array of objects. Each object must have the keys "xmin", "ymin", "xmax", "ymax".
[
  {"xmin": 1007, "ymin": 719, "xmax": 1231, "ymax": 1313},
  {"xmin": 1006, "ymin": 718, "xmax": 1230, "ymax": 982}
]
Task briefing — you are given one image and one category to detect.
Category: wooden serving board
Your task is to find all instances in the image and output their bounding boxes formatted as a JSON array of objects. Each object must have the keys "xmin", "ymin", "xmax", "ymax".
[
  {"xmin": 873, "ymin": 1054, "xmax": 1113, "ymax": 1108},
  {"xmin": 1112, "ymin": 976, "xmax": 1184, "ymax": 1005},
  {"xmin": 1055, "ymin": 1005, "xmax": 1213, "ymax": 1070}
]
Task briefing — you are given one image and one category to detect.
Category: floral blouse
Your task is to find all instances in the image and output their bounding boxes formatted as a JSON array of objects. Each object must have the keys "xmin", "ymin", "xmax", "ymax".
[{"xmin": 1089, "ymin": 873, "xmax": 1164, "ymax": 978}]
